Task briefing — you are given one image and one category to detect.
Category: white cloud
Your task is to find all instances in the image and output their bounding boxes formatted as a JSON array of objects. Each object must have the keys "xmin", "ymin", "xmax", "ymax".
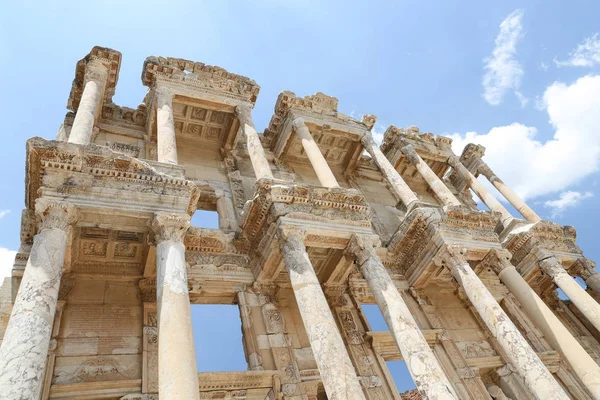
[
  {"xmin": 0, "ymin": 248, "xmax": 16, "ymax": 282},
  {"xmin": 555, "ymin": 33, "xmax": 600, "ymax": 67},
  {"xmin": 539, "ymin": 62, "xmax": 549, "ymax": 71},
  {"xmin": 451, "ymin": 74, "xmax": 600, "ymax": 200},
  {"xmin": 0, "ymin": 210, "xmax": 9, "ymax": 220},
  {"xmin": 482, "ymin": 9, "xmax": 527, "ymax": 106},
  {"xmin": 544, "ymin": 191, "xmax": 593, "ymax": 217}
]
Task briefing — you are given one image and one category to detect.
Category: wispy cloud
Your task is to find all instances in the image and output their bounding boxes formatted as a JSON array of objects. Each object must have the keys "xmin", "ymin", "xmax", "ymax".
[
  {"xmin": 555, "ymin": 33, "xmax": 600, "ymax": 67},
  {"xmin": 539, "ymin": 62, "xmax": 549, "ymax": 71},
  {"xmin": 544, "ymin": 191, "xmax": 593, "ymax": 217},
  {"xmin": 482, "ymin": 9, "xmax": 527, "ymax": 106},
  {"xmin": 0, "ymin": 210, "xmax": 9, "ymax": 220}
]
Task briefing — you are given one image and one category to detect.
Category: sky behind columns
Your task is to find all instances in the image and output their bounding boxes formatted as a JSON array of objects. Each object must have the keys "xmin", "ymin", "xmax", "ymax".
[{"xmin": 1, "ymin": 0, "xmax": 600, "ymax": 392}]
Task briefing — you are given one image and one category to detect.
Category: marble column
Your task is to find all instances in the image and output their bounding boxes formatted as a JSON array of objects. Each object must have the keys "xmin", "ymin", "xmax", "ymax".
[
  {"xmin": 537, "ymin": 253, "xmax": 600, "ymax": 333},
  {"xmin": 68, "ymin": 65, "xmax": 107, "ymax": 145},
  {"xmin": 151, "ymin": 213, "xmax": 199, "ymax": 400},
  {"xmin": 349, "ymin": 235, "xmax": 458, "ymax": 400},
  {"xmin": 0, "ymin": 199, "xmax": 77, "ymax": 399},
  {"xmin": 402, "ymin": 144, "xmax": 461, "ymax": 207},
  {"xmin": 572, "ymin": 257, "xmax": 600, "ymax": 294},
  {"xmin": 488, "ymin": 250, "xmax": 600, "ymax": 399},
  {"xmin": 236, "ymin": 290, "xmax": 263, "ymax": 371},
  {"xmin": 361, "ymin": 133, "xmax": 420, "ymax": 210},
  {"xmin": 156, "ymin": 87, "xmax": 178, "ymax": 165},
  {"xmin": 447, "ymin": 156, "xmax": 513, "ymax": 226},
  {"xmin": 235, "ymin": 105, "xmax": 274, "ymax": 181},
  {"xmin": 278, "ymin": 228, "xmax": 365, "ymax": 400},
  {"xmin": 434, "ymin": 245, "xmax": 569, "ymax": 400},
  {"xmin": 478, "ymin": 162, "xmax": 541, "ymax": 223},
  {"xmin": 292, "ymin": 118, "xmax": 339, "ymax": 188}
]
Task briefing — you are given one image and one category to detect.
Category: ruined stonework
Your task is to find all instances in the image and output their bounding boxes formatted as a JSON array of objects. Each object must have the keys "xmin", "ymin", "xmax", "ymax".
[{"xmin": 0, "ymin": 46, "xmax": 599, "ymax": 400}]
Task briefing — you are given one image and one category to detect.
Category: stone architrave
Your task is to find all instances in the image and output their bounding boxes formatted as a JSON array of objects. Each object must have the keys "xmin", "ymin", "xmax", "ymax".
[
  {"xmin": 68, "ymin": 62, "xmax": 107, "ymax": 145},
  {"xmin": 477, "ymin": 162, "xmax": 541, "ymax": 223},
  {"xmin": 447, "ymin": 156, "xmax": 513, "ymax": 226},
  {"xmin": 401, "ymin": 144, "xmax": 461, "ymax": 207},
  {"xmin": 361, "ymin": 133, "xmax": 419, "ymax": 209},
  {"xmin": 151, "ymin": 213, "xmax": 199, "ymax": 400},
  {"xmin": 537, "ymin": 253, "xmax": 600, "ymax": 334},
  {"xmin": 0, "ymin": 199, "xmax": 78, "ymax": 400},
  {"xmin": 235, "ymin": 105, "xmax": 274, "ymax": 181},
  {"xmin": 487, "ymin": 249, "xmax": 600, "ymax": 399},
  {"xmin": 292, "ymin": 118, "xmax": 339, "ymax": 188},
  {"xmin": 278, "ymin": 228, "xmax": 365, "ymax": 400},
  {"xmin": 434, "ymin": 245, "xmax": 569, "ymax": 400},
  {"xmin": 156, "ymin": 87, "xmax": 178, "ymax": 164},
  {"xmin": 349, "ymin": 235, "xmax": 458, "ymax": 400}
]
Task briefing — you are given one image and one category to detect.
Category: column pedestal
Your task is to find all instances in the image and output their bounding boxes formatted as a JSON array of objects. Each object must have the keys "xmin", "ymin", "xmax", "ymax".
[
  {"xmin": 278, "ymin": 228, "xmax": 365, "ymax": 400},
  {"xmin": 156, "ymin": 87, "xmax": 178, "ymax": 165},
  {"xmin": 349, "ymin": 235, "xmax": 458, "ymax": 399},
  {"xmin": 235, "ymin": 105, "xmax": 273, "ymax": 181},
  {"xmin": 0, "ymin": 200, "xmax": 77, "ymax": 399},
  {"xmin": 68, "ymin": 66, "xmax": 106, "ymax": 145},
  {"xmin": 292, "ymin": 118, "xmax": 339, "ymax": 188},
  {"xmin": 435, "ymin": 245, "xmax": 569, "ymax": 400},
  {"xmin": 539, "ymin": 255, "xmax": 600, "ymax": 333},
  {"xmin": 488, "ymin": 250, "xmax": 600, "ymax": 399},
  {"xmin": 362, "ymin": 134, "xmax": 419, "ymax": 209},
  {"xmin": 152, "ymin": 213, "xmax": 199, "ymax": 400},
  {"xmin": 402, "ymin": 144, "xmax": 461, "ymax": 207}
]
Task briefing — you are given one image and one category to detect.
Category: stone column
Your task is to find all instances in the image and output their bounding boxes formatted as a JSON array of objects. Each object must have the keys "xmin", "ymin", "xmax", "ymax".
[
  {"xmin": 349, "ymin": 235, "xmax": 458, "ymax": 400},
  {"xmin": 278, "ymin": 228, "xmax": 365, "ymax": 400},
  {"xmin": 434, "ymin": 245, "xmax": 569, "ymax": 400},
  {"xmin": 537, "ymin": 253, "xmax": 600, "ymax": 333},
  {"xmin": 151, "ymin": 213, "xmax": 199, "ymax": 400},
  {"xmin": 235, "ymin": 105, "xmax": 274, "ymax": 181},
  {"xmin": 68, "ymin": 64, "xmax": 107, "ymax": 145},
  {"xmin": 572, "ymin": 258, "xmax": 600, "ymax": 294},
  {"xmin": 402, "ymin": 144, "xmax": 461, "ymax": 207},
  {"xmin": 477, "ymin": 162, "xmax": 541, "ymax": 223},
  {"xmin": 156, "ymin": 87, "xmax": 178, "ymax": 165},
  {"xmin": 237, "ymin": 290, "xmax": 263, "ymax": 371},
  {"xmin": 487, "ymin": 250, "xmax": 600, "ymax": 399},
  {"xmin": 292, "ymin": 118, "xmax": 339, "ymax": 188},
  {"xmin": 361, "ymin": 133, "xmax": 420, "ymax": 210},
  {"xmin": 0, "ymin": 200, "xmax": 77, "ymax": 399},
  {"xmin": 447, "ymin": 156, "xmax": 513, "ymax": 226}
]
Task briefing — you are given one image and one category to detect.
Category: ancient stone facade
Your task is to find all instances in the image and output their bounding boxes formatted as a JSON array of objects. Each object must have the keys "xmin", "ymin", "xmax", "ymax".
[{"xmin": 0, "ymin": 46, "xmax": 599, "ymax": 399}]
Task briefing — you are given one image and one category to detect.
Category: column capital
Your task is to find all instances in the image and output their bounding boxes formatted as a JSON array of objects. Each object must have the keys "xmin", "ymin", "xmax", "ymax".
[
  {"xmin": 571, "ymin": 257, "xmax": 597, "ymax": 280},
  {"xmin": 292, "ymin": 117, "xmax": 307, "ymax": 130},
  {"xmin": 155, "ymin": 85, "xmax": 173, "ymax": 97},
  {"xmin": 538, "ymin": 255, "xmax": 564, "ymax": 278},
  {"xmin": 347, "ymin": 234, "xmax": 381, "ymax": 266},
  {"xmin": 400, "ymin": 144, "xmax": 421, "ymax": 165},
  {"xmin": 447, "ymin": 155, "xmax": 461, "ymax": 169},
  {"xmin": 277, "ymin": 226, "xmax": 306, "ymax": 244},
  {"xmin": 35, "ymin": 199, "xmax": 78, "ymax": 232},
  {"xmin": 477, "ymin": 161, "xmax": 501, "ymax": 183},
  {"xmin": 235, "ymin": 103, "xmax": 254, "ymax": 126},
  {"xmin": 360, "ymin": 132, "xmax": 377, "ymax": 148},
  {"xmin": 84, "ymin": 60, "xmax": 108, "ymax": 83},
  {"xmin": 433, "ymin": 244, "xmax": 468, "ymax": 271},
  {"xmin": 481, "ymin": 249, "xmax": 514, "ymax": 275},
  {"xmin": 151, "ymin": 213, "xmax": 190, "ymax": 243}
]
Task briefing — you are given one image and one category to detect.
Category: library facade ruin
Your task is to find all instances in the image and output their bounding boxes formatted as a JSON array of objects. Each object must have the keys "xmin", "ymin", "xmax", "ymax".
[{"xmin": 1, "ymin": 46, "xmax": 600, "ymax": 399}]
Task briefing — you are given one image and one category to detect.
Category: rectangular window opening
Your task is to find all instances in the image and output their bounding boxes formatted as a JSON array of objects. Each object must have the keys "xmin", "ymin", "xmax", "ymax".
[
  {"xmin": 191, "ymin": 304, "xmax": 247, "ymax": 372},
  {"xmin": 191, "ymin": 209, "xmax": 219, "ymax": 229}
]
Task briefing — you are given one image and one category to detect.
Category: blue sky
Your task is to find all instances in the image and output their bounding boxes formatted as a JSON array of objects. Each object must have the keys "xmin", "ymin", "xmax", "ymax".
[{"xmin": 1, "ymin": 0, "xmax": 600, "ymax": 393}]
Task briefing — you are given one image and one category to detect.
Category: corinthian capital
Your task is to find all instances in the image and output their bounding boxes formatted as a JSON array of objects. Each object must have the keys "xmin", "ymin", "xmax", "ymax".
[
  {"xmin": 360, "ymin": 132, "xmax": 377, "ymax": 148},
  {"xmin": 481, "ymin": 249, "xmax": 514, "ymax": 275},
  {"xmin": 571, "ymin": 257, "xmax": 597, "ymax": 280},
  {"xmin": 292, "ymin": 117, "xmax": 307, "ymax": 130},
  {"xmin": 401, "ymin": 144, "xmax": 421, "ymax": 166},
  {"xmin": 235, "ymin": 104, "xmax": 254, "ymax": 127},
  {"xmin": 433, "ymin": 244, "xmax": 468, "ymax": 271},
  {"xmin": 277, "ymin": 226, "xmax": 306, "ymax": 244},
  {"xmin": 348, "ymin": 234, "xmax": 381, "ymax": 265},
  {"xmin": 446, "ymin": 155, "xmax": 461, "ymax": 168},
  {"xmin": 151, "ymin": 213, "xmax": 191, "ymax": 243},
  {"xmin": 35, "ymin": 199, "xmax": 78, "ymax": 232}
]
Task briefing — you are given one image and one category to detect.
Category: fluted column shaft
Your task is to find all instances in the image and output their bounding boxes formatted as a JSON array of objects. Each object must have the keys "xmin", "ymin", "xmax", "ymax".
[
  {"xmin": 278, "ymin": 228, "xmax": 365, "ymax": 400},
  {"xmin": 156, "ymin": 87, "xmax": 178, "ymax": 164},
  {"xmin": 152, "ymin": 213, "xmax": 199, "ymax": 400},
  {"xmin": 448, "ymin": 156, "xmax": 513, "ymax": 225},
  {"xmin": 292, "ymin": 118, "xmax": 339, "ymax": 188},
  {"xmin": 0, "ymin": 200, "xmax": 77, "ymax": 399},
  {"xmin": 349, "ymin": 235, "xmax": 458, "ymax": 400},
  {"xmin": 538, "ymin": 254, "xmax": 600, "ymax": 333},
  {"xmin": 361, "ymin": 134, "xmax": 419, "ymax": 209},
  {"xmin": 478, "ymin": 162, "xmax": 541, "ymax": 222},
  {"xmin": 402, "ymin": 144, "xmax": 461, "ymax": 207},
  {"xmin": 488, "ymin": 250, "xmax": 600, "ymax": 399},
  {"xmin": 435, "ymin": 245, "xmax": 569, "ymax": 400},
  {"xmin": 235, "ymin": 105, "xmax": 274, "ymax": 181},
  {"xmin": 68, "ymin": 65, "xmax": 107, "ymax": 145}
]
